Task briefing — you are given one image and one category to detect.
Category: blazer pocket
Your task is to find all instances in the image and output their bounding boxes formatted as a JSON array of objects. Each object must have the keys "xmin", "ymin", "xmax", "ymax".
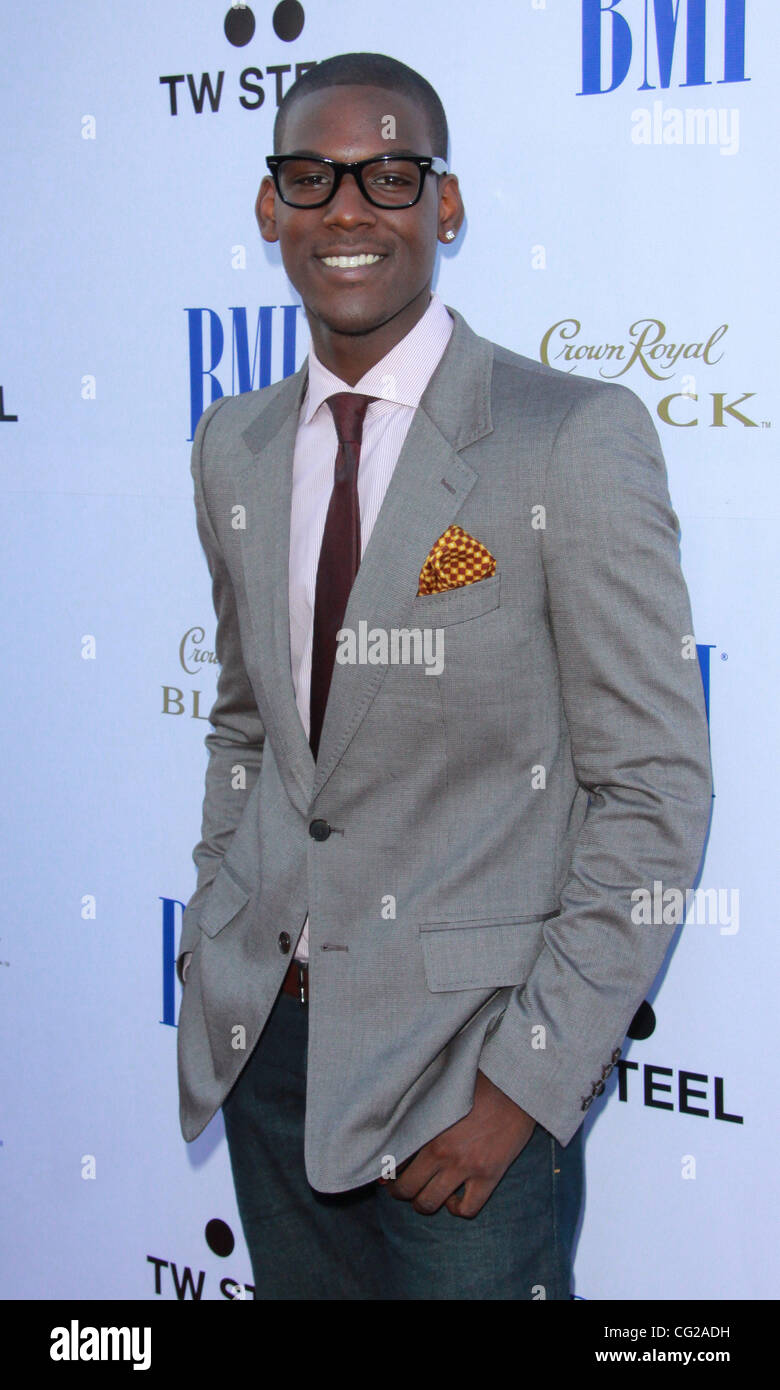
[
  {"xmin": 419, "ymin": 909, "xmax": 558, "ymax": 992},
  {"xmin": 198, "ymin": 860, "xmax": 252, "ymax": 938},
  {"xmin": 410, "ymin": 572, "xmax": 500, "ymax": 628}
]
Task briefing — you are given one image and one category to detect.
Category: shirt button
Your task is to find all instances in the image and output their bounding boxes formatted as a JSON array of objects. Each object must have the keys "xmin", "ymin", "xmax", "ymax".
[
  {"xmin": 278, "ymin": 931, "xmax": 291, "ymax": 954},
  {"xmin": 309, "ymin": 819, "xmax": 332, "ymax": 841}
]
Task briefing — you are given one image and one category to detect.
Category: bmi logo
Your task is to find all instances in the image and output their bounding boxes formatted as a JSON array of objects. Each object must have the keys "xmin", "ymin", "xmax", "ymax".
[
  {"xmin": 186, "ymin": 304, "xmax": 303, "ymax": 439},
  {"xmin": 579, "ymin": 0, "xmax": 749, "ymax": 95}
]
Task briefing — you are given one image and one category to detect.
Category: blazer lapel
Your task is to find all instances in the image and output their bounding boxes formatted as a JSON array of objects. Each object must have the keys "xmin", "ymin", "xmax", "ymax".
[
  {"xmin": 232, "ymin": 306, "xmax": 495, "ymax": 811},
  {"xmin": 312, "ymin": 307, "xmax": 494, "ymax": 800},
  {"xmin": 235, "ymin": 365, "xmax": 315, "ymax": 813}
]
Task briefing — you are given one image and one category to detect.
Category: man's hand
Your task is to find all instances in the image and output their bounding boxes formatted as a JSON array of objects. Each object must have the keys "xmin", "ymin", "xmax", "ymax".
[
  {"xmin": 180, "ymin": 951, "xmax": 193, "ymax": 984},
  {"xmin": 386, "ymin": 1069, "xmax": 536, "ymax": 1219}
]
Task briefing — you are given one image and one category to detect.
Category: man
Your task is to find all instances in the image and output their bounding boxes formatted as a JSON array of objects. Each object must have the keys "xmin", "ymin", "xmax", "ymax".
[{"xmin": 176, "ymin": 52, "xmax": 712, "ymax": 1300}]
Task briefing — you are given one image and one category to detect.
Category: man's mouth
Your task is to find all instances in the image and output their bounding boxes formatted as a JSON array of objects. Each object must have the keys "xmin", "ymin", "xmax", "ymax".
[{"xmin": 317, "ymin": 252, "xmax": 386, "ymax": 268}]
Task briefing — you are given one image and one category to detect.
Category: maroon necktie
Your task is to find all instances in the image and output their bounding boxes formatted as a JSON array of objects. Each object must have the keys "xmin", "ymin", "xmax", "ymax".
[{"xmin": 309, "ymin": 392, "xmax": 376, "ymax": 760}]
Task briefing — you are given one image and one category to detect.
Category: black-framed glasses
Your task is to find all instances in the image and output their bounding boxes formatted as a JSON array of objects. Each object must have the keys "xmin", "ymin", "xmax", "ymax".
[{"xmin": 265, "ymin": 153, "xmax": 449, "ymax": 209}]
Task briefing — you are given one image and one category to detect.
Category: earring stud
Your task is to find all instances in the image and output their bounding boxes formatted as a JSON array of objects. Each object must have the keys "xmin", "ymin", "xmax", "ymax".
[{"xmin": 445, "ymin": 229, "xmax": 456, "ymax": 241}]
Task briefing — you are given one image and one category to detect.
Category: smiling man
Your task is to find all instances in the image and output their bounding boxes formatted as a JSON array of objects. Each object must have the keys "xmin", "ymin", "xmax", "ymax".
[{"xmin": 176, "ymin": 52, "xmax": 712, "ymax": 1301}]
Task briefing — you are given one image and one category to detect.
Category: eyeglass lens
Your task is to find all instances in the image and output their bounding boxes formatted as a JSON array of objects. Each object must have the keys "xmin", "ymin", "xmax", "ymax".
[{"xmin": 278, "ymin": 158, "xmax": 424, "ymax": 206}]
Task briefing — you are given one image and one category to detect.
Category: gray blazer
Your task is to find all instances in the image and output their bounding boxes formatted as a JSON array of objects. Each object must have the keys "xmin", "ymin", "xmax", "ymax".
[{"xmin": 176, "ymin": 306, "xmax": 712, "ymax": 1192}]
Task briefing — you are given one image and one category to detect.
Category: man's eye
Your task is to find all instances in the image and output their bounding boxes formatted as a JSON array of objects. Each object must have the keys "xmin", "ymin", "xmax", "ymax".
[
  {"xmin": 292, "ymin": 173, "xmax": 328, "ymax": 186},
  {"xmin": 371, "ymin": 174, "xmax": 414, "ymax": 188}
]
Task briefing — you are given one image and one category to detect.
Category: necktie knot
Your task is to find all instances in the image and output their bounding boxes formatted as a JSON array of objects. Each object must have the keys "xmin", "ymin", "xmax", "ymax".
[{"xmin": 326, "ymin": 392, "xmax": 376, "ymax": 446}]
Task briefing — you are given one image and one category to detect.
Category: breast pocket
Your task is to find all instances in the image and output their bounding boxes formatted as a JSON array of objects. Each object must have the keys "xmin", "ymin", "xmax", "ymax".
[
  {"xmin": 409, "ymin": 572, "xmax": 501, "ymax": 628},
  {"xmin": 419, "ymin": 910, "xmax": 556, "ymax": 991},
  {"xmin": 198, "ymin": 860, "xmax": 252, "ymax": 938}
]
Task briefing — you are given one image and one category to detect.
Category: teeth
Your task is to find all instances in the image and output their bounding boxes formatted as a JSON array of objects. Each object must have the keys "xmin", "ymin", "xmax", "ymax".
[{"xmin": 321, "ymin": 253, "xmax": 383, "ymax": 267}]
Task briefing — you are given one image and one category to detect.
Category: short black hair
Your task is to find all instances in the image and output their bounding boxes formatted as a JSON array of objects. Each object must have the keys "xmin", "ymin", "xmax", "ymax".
[{"xmin": 273, "ymin": 52, "xmax": 449, "ymax": 161}]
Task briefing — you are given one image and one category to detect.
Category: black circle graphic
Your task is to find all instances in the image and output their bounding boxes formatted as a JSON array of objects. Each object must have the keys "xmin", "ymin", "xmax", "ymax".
[
  {"xmin": 627, "ymin": 1000, "xmax": 656, "ymax": 1041},
  {"xmin": 205, "ymin": 1218, "xmax": 235, "ymax": 1258},
  {"xmin": 273, "ymin": 0, "xmax": 305, "ymax": 41},
  {"xmin": 224, "ymin": 5, "xmax": 256, "ymax": 47}
]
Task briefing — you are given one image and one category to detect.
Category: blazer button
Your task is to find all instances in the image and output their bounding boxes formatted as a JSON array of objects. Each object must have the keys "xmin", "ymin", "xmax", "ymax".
[
  {"xmin": 278, "ymin": 931, "xmax": 291, "ymax": 954},
  {"xmin": 601, "ymin": 1062, "xmax": 613, "ymax": 1080},
  {"xmin": 309, "ymin": 819, "xmax": 332, "ymax": 841},
  {"xmin": 611, "ymin": 1046, "xmax": 622, "ymax": 1063},
  {"xmin": 593, "ymin": 1079, "xmax": 605, "ymax": 1097},
  {"xmin": 581, "ymin": 1095, "xmax": 593, "ymax": 1111}
]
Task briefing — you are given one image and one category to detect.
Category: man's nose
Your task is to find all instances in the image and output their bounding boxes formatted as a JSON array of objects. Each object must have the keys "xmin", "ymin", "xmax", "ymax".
[{"xmin": 322, "ymin": 172, "xmax": 376, "ymax": 227}]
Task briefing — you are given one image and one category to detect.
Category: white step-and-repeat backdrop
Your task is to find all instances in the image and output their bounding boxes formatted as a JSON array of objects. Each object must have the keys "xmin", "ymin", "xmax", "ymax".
[{"xmin": 2, "ymin": 0, "xmax": 776, "ymax": 1300}]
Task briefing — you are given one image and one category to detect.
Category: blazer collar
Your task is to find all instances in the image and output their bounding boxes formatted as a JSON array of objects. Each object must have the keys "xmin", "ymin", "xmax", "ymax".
[{"xmin": 240, "ymin": 304, "xmax": 493, "ymax": 457}]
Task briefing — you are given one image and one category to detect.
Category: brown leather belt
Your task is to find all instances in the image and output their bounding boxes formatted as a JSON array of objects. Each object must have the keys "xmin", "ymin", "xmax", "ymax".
[{"xmin": 281, "ymin": 959, "xmax": 309, "ymax": 1004}]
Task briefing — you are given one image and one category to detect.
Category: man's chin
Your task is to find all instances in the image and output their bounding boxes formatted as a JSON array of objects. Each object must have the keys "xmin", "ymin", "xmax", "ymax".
[
  {"xmin": 309, "ymin": 302, "xmax": 393, "ymax": 339},
  {"xmin": 307, "ymin": 290, "xmax": 431, "ymax": 342}
]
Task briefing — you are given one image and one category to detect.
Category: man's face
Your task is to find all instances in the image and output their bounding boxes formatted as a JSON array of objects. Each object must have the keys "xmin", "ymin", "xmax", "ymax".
[{"xmin": 256, "ymin": 84, "xmax": 463, "ymax": 354}]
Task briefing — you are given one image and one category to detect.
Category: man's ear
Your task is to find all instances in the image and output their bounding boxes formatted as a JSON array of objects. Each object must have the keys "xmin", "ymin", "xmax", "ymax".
[
  {"xmin": 256, "ymin": 175, "xmax": 279, "ymax": 243},
  {"xmin": 437, "ymin": 172, "xmax": 465, "ymax": 244}
]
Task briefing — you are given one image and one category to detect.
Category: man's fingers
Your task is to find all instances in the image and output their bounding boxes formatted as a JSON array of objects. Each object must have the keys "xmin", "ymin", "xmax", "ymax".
[
  {"xmin": 409, "ymin": 1170, "xmax": 465, "ymax": 1216},
  {"xmin": 445, "ymin": 1177, "xmax": 495, "ymax": 1220},
  {"xmin": 387, "ymin": 1149, "xmax": 439, "ymax": 1201}
]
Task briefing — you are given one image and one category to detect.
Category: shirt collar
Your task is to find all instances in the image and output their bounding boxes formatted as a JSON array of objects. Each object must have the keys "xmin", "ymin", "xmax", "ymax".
[{"xmin": 301, "ymin": 291, "xmax": 454, "ymax": 425}]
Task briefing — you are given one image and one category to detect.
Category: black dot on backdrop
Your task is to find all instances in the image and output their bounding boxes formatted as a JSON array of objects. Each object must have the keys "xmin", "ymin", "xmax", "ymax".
[
  {"xmin": 205, "ymin": 1218, "xmax": 235, "ymax": 1257},
  {"xmin": 273, "ymin": 0, "xmax": 305, "ymax": 41},
  {"xmin": 627, "ymin": 1000, "xmax": 656, "ymax": 1041},
  {"xmin": 224, "ymin": 6, "xmax": 256, "ymax": 47}
]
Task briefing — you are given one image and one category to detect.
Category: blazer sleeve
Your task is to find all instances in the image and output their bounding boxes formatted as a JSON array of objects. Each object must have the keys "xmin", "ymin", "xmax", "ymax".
[
  {"xmin": 477, "ymin": 381, "xmax": 713, "ymax": 1145},
  {"xmin": 177, "ymin": 398, "xmax": 266, "ymax": 979}
]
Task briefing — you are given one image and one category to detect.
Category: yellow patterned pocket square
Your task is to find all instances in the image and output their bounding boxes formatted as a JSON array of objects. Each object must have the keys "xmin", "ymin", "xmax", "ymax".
[{"xmin": 417, "ymin": 524, "xmax": 497, "ymax": 596}]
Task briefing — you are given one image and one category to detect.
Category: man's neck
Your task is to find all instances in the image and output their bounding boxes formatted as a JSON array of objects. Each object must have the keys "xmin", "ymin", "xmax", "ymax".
[{"xmin": 306, "ymin": 290, "xmax": 433, "ymax": 385}]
